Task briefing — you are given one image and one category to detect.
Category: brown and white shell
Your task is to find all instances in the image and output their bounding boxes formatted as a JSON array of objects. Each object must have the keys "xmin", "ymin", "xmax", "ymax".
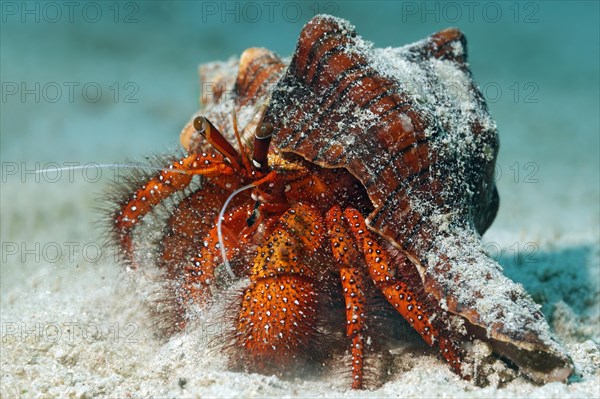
[{"xmin": 180, "ymin": 15, "xmax": 573, "ymax": 383}]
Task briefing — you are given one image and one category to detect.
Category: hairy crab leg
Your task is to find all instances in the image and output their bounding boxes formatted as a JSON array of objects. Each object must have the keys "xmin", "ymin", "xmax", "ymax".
[
  {"xmin": 154, "ymin": 185, "xmax": 254, "ymax": 337},
  {"xmin": 159, "ymin": 182, "xmax": 235, "ymax": 270},
  {"xmin": 191, "ymin": 201, "xmax": 255, "ymax": 289},
  {"xmin": 113, "ymin": 151, "xmax": 238, "ymax": 268},
  {"xmin": 325, "ymin": 205, "xmax": 368, "ymax": 389},
  {"xmin": 178, "ymin": 202, "xmax": 254, "ymax": 318},
  {"xmin": 343, "ymin": 208, "xmax": 466, "ymax": 377},
  {"xmin": 236, "ymin": 204, "xmax": 323, "ymax": 371}
]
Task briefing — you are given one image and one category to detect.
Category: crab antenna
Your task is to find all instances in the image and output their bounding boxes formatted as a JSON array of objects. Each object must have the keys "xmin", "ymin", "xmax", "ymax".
[
  {"xmin": 217, "ymin": 182, "xmax": 256, "ymax": 280},
  {"xmin": 252, "ymin": 122, "xmax": 273, "ymax": 171},
  {"xmin": 217, "ymin": 171, "xmax": 278, "ymax": 280},
  {"xmin": 231, "ymin": 110, "xmax": 253, "ymax": 175},
  {"xmin": 193, "ymin": 116, "xmax": 244, "ymax": 172},
  {"xmin": 33, "ymin": 163, "xmax": 195, "ymax": 175}
]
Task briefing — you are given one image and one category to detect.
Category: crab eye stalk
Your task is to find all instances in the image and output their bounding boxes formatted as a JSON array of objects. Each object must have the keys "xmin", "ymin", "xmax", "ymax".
[
  {"xmin": 252, "ymin": 122, "xmax": 273, "ymax": 171},
  {"xmin": 192, "ymin": 115, "xmax": 244, "ymax": 172}
]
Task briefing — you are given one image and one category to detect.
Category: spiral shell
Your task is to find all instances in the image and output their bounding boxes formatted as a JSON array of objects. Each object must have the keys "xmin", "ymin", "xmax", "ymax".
[{"xmin": 180, "ymin": 14, "xmax": 573, "ymax": 383}]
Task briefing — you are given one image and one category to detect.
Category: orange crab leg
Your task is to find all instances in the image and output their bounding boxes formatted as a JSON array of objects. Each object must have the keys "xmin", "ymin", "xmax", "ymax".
[
  {"xmin": 160, "ymin": 182, "xmax": 231, "ymax": 269},
  {"xmin": 326, "ymin": 205, "xmax": 368, "ymax": 389},
  {"xmin": 114, "ymin": 152, "xmax": 237, "ymax": 267},
  {"xmin": 236, "ymin": 204, "xmax": 323, "ymax": 370},
  {"xmin": 176, "ymin": 200, "xmax": 253, "ymax": 305},
  {"xmin": 343, "ymin": 208, "xmax": 464, "ymax": 375},
  {"xmin": 156, "ymin": 186, "xmax": 254, "ymax": 335},
  {"xmin": 191, "ymin": 199, "xmax": 255, "ymax": 284}
]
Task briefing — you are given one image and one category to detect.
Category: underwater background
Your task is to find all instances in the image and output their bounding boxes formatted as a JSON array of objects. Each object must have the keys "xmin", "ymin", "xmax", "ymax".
[{"xmin": 1, "ymin": 1, "xmax": 598, "ymax": 397}]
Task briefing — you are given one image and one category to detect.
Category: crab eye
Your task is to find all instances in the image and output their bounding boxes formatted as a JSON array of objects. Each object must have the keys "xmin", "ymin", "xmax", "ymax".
[
  {"xmin": 246, "ymin": 200, "xmax": 260, "ymax": 227},
  {"xmin": 252, "ymin": 121, "xmax": 274, "ymax": 171},
  {"xmin": 193, "ymin": 116, "xmax": 208, "ymax": 133},
  {"xmin": 257, "ymin": 122, "xmax": 273, "ymax": 139}
]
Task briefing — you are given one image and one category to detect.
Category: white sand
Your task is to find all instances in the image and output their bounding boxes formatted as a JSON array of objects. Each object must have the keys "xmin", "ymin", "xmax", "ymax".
[{"xmin": 1, "ymin": 188, "xmax": 598, "ymax": 398}]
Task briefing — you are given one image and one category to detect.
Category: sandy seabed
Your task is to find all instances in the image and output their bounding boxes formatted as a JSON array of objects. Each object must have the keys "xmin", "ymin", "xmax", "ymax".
[{"xmin": 0, "ymin": 156, "xmax": 598, "ymax": 398}]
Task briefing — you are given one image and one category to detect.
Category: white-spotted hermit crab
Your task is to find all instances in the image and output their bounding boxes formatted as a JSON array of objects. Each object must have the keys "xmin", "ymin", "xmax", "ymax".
[{"xmin": 106, "ymin": 15, "xmax": 573, "ymax": 389}]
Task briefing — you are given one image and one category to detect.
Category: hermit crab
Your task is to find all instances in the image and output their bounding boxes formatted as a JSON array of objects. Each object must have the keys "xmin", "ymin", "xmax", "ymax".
[{"xmin": 107, "ymin": 15, "xmax": 573, "ymax": 389}]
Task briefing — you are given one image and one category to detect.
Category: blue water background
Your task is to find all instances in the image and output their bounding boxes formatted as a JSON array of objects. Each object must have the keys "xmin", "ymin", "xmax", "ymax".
[{"xmin": 1, "ymin": 1, "xmax": 598, "ymax": 235}]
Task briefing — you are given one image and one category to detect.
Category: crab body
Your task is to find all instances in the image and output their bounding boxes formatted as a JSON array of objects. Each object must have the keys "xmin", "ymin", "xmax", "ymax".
[{"xmin": 108, "ymin": 15, "xmax": 573, "ymax": 389}]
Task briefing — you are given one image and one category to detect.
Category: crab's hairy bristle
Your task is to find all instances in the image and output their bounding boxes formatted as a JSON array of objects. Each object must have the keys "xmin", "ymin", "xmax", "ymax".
[
  {"xmin": 225, "ymin": 205, "xmax": 327, "ymax": 375},
  {"xmin": 147, "ymin": 278, "xmax": 188, "ymax": 338},
  {"xmin": 94, "ymin": 149, "xmax": 191, "ymax": 262},
  {"xmin": 221, "ymin": 278, "xmax": 339, "ymax": 380},
  {"xmin": 237, "ymin": 276, "xmax": 319, "ymax": 364}
]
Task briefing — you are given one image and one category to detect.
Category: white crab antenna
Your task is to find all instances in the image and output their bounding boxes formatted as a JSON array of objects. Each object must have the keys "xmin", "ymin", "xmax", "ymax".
[
  {"xmin": 217, "ymin": 182, "xmax": 255, "ymax": 280},
  {"xmin": 35, "ymin": 163, "xmax": 193, "ymax": 175}
]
